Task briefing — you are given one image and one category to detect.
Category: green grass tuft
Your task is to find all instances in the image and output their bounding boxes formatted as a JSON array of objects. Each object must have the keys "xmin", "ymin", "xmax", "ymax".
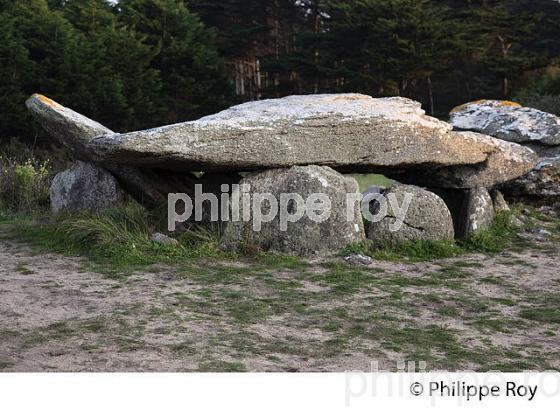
[
  {"xmin": 463, "ymin": 211, "xmax": 520, "ymax": 253},
  {"xmin": 198, "ymin": 360, "xmax": 247, "ymax": 372}
]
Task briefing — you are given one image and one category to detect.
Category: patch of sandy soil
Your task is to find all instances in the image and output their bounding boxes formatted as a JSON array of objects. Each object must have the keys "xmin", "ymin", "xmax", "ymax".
[{"xmin": 0, "ymin": 223, "xmax": 559, "ymax": 372}]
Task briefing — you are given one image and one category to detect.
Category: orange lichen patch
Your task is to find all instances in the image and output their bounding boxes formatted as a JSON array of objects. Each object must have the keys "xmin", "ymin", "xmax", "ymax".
[
  {"xmin": 494, "ymin": 100, "xmax": 522, "ymax": 108},
  {"xmin": 36, "ymin": 94, "xmax": 62, "ymax": 110},
  {"xmin": 450, "ymin": 99, "xmax": 522, "ymax": 113},
  {"xmin": 333, "ymin": 94, "xmax": 367, "ymax": 101}
]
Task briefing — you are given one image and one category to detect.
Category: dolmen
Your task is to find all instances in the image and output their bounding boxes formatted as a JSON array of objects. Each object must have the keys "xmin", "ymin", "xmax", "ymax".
[{"xmin": 26, "ymin": 93, "xmax": 537, "ymax": 254}]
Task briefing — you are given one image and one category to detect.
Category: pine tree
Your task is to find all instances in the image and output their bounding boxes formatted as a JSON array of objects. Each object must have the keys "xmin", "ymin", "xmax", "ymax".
[
  {"xmin": 2, "ymin": 0, "xmax": 560, "ymax": 141},
  {"xmin": 470, "ymin": 0, "xmax": 536, "ymax": 98},
  {"xmin": 58, "ymin": 0, "xmax": 164, "ymax": 131},
  {"xmin": 118, "ymin": 0, "xmax": 234, "ymax": 122},
  {"xmin": 0, "ymin": 0, "xmax": 78, "ymax": 139},
  {"xmin": 294, "ymin": 0, "xmax": 455, "ymax": 110}
]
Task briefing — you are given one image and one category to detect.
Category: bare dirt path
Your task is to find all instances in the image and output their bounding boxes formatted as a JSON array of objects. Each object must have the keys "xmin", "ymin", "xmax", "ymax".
[{"xmin": 1, "ymin": 226, "xmax": 559, "ymax": 372}]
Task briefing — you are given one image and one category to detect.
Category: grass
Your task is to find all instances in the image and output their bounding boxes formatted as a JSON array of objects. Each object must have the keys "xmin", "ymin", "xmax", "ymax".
[
  {"xmin": 1, "ymin": 191, "xmax": 558, "ymax": 371},
  {"xmin": 520, "ymin": 307, "xmax": 560, "ymax": 324},
  {"xmin": 0, "ymin": 194, "xmax": 534, "ymax": 275},
  {"xmin": 350, "ymin": 173, "xmax": 392, "ymax": 191},
  {"xmin": 0, "ymin": 361, "xmax": 14, "ymax": 370},
  {"xmin": 463, "ymin": 211, "xmax": 520, "ymax": 253},
  {"xmin": 15, "ymin": 262, "xmax": 37, "ymax": 275},
  {"xmin": 2, "ymin": 209, "xmax": 558, "ymax": 371},
  {"xmin": 343, "ymin": 238, "xmax": 462, "ymax": 262},
  {"xmin": 342, "ymin": 210, "xmax": 522, "ymax": 262},
  {"xmin": 315, "ymin": 262, "xmax": 379, "ymax": 294},
  {"xmin": 379, "ymin": 267, "xmax": 470, "ymax": 291},
  {"xmin": 337, "ymin": 321, "xmax": 514, "ymax": 369},
  {"xmin": 2, "ymin": 202, "xmax": 320, "ymax": 280},
  {"xmin": 198, "ymin": 360, "xmax": 247, "ymax": 372},
  {"xmin": 473, "ymin": 316, "xmax": 511, "ymax": 333},
  {"xmin": 4, "ymin": 203, "xmax": 230, "ymax": 277}
]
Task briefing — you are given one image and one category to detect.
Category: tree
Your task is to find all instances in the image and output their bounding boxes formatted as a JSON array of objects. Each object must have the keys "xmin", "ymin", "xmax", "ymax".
[
  {"xmin": 292, "ymin": 0, "xmax": 455, "ymax": 112},
  {"xmin": 118, "ymin": 0, "xmax": 234, "ymax": 122},
  {"xmin": 0, "ymin": 0, "xmax": 78, "ymax": 139},
  {"xmin": 470, "ymin": 0, "xmax": 536, "ymax": 98},
  {"xmin": 3, "ymin": 0, "xmax": 560, "ymax": 142},
  {"xmin": 0, "ymin": 0, "xmax": 234, "ymax": 140},
  {"xmin": 58, "ymin": 0, "xmax": 164, "ymax": 131}
]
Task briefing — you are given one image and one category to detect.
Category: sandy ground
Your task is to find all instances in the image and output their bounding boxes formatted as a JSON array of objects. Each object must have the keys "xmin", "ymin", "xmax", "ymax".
[{"xmin": 0, "ymin": 224, "xmax": 559, "ymax": 372}]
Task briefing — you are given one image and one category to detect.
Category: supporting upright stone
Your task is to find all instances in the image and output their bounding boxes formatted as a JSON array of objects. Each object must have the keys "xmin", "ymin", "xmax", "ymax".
[
  {"xmin": 220, "ymin": 165, "xmax": 365, "ymax": 255},
  {"xmin": 365, "ymin": 183, "xmax": 455, "ymax": 246},
  {"xmin": 490, "ymin": 189, "xmax": 510, "ymax": 213},
  {"xmin": 431, "ymin": 188, "xmax": 495, "ymax": 240},
  {"xmin": 50, "ymin": 161, "xmax": 125, "ymax": 214}
]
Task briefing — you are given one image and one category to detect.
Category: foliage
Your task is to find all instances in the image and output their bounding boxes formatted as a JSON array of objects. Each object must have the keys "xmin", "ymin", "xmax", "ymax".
[
  {"xmin": 0, "ymin": 0, "xmax": 234, "ymax": 142},
  {"xmin": 516, "ymin": 94, "xmax": 560, "ymax": 116},
  {"xmin": 191, "ymin": 0, "xmax": 560, "ymax": 113},
  {"xmin": 0, "ymin": 153, "xmax": 52, "ymax": 215},
  {"xmin": 514, "ymin": 72, "xmax": 560, "ymax": 115},
  {"xmin": 3, "ymin": 0, "xmax": 560, "ymax": 144},
  {"xmin": 117, "ymin": 0, "xmax": 234, "ymax": 122},
  {"xmin": 0, "ymin": 137, "xmax": 71, "ymax": 171},
  {"xmin": 350, "ymin": 174, "xmax": 392, "ymax": 191}
]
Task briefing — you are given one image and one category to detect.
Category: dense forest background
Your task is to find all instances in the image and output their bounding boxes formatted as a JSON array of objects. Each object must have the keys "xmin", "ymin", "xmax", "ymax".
[{"xmin": 2, "ymin": 0, "xmax": 560, "ymax": 145}]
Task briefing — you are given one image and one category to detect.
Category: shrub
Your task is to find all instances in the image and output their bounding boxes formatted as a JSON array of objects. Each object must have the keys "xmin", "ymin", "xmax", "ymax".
[
  {"xmin": 0, "ymin": 137, "xmax": 72, "ymax": 172},
  {"xmin": 0, "ymin": 155, "xmax": 52, "ymax": 214}
]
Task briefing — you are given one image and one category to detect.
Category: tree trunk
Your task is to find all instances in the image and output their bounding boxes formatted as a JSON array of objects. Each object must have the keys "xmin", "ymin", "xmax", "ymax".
[
  {"xmin": 496, "ymin": 35, "xmax": 512, "ymax": 98},
  {"xmin": 427, "ymin": 76, "xmax": 434, "ymax": 116}
]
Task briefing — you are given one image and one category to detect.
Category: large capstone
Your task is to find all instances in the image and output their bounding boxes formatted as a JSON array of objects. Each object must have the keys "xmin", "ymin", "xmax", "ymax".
[
  {"xmin": 24, "ymin": 94, "xmax": 231, "ymax": 209},
  {"xmin": 388, "ymin": 131, "xmax": 537, "ymax": 188},
  {"xmin": 50, "ymin": 161, "xmax": 124, "ymax": 214},
  {"xmin": 27, "ymin": 94, "xmax": 537, "ymax": 189},
  {"xmin": 219, "ymin": 165, "xmax": 365, "ymax": 255},
  {"xmin": 450, "ymin": 100, "xmax": 560, "ymax": 145},
  {"xmin": 365, "ymin": 183, "xmax": 454, "ymax": 245}
]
